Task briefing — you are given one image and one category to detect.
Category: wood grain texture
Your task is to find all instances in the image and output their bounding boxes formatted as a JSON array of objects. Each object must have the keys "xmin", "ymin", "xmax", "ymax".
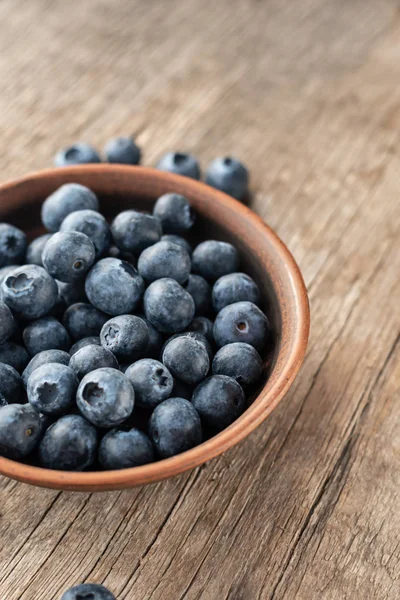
[{"xmin": 0, "ymin": 0, "xmax": 399, "ymax": 598}]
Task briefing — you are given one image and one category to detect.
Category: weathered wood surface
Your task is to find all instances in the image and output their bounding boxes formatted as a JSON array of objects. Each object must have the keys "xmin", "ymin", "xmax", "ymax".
[{"xmin": 0, "ymin": 1, "xmax": 399, "ymax": 598}]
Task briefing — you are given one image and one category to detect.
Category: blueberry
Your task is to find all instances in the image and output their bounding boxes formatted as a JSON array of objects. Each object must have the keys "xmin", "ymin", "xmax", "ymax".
[
  {"xmin": 22, "ymin": 349, "xmax": 70, "ymax": 387},
  {"xmin": 192, "ymin": 240, "xmax": 239, "ymax": 281},
  {"xmin": 0, "ymin": 301, "xmax": 15, "ymax": 345},
  {"xmin": 205, "ymin": 156, "xmax": 249, "ymax": 201},
  {"xmin": 153, "ymin": 193, "xmax": 195, "ymax": 233},
  {"xmin": 187, "ymin": 316, "xmax": 214, "ymax": 344},
  {"xmin": 192, "ymin": 375, "xmax": 245, "ymax": 430},
  {"xmin": 138, "ymin": 241, "xmax": 191, "ymax": 284},
  {"xmin": 1, "ymin": 265, "xmax": 58, "ymax": 319},
  {"xmin": 56, "ymin": 279, "xmax": 87, "ymax": 305},
  {"xmin": 39, "ymin": 414, "xmax": 97, "ymax": 471},
  {"xmin": 69, "ymin": 345, "xmax": 119, "ymax": 379},
  {"xmin": 27, "ymin": 363, "xmax": 78, "ymax": 416},
  {"xmin": 143, "ymin": 278, "xmax": 195, "ymax": 334},
  {"xmin": 104, "ymin": 136, "xmax": 141, "ymax": 165},
  {"xmin": 162, "ymin": 331, "xmax": 213, "ymax": 362},
  {"xmin": 26, "ymin": 233, "xmax": 52, "ymax": 266},
  {"xmin": 99, "ymin": 427, "xmax": 154, "ymax": 470},
  {"xmin": 70, "ymin": 336, "xmax": 101, "ymax": 355},
  {"xmin": 212, "ymin": 272, "xmax": 260, "ymax": 313},
  {"xmin": 42, "ymin": 184, "xmax": 99, "ymax": 233},
  {"xmin": 183, "ymin": 275, "xmax": 211, "ymax": 315},
  {"xmin": 162, "ymin": 335, "xmax": 209, "ymax": 385},
  {"xmin": 60, "ymin": 209, "xmax": 112, "ymax": 258},
  {"xmin": 156, "ymin": 152, "xmax": 200, "ymax": 180},
  {"xmin": 54, "ymin": 143, "xmax": 101, "ymax": 167},
  {"xmin": 149, "ymin": 397, "xmax": 202, "ymax": 458},
  {"xmin": 212, "ymin": 343, "xmax": 263, "ymax": 387},
  {"xmin": 23, "ymin": 317, "xmax": 70, "ymax": 356},
  {"xmin": 42, "ymin": 231, "xmax": 95, "ymax": 283},
  {"xmin": 0, "ymin": 342, "xmax": 30, "ymax": 373},
  {"xmin": 111, "ymin": 210, "xmax": 162, "ymax": 254},
  {"xmin": 213, "ymin": 301, "xmax": 270, "ymax": 352},
  {"xmin": 61, "ymin": 583, "xmax": 115, "ymax": 600},
  {"xmin": 0, "ymin": 223, "xmax": 27, "ymax": 267},
  {"xmin": 100, "ymin": 315, "xmax": 149, "ymax": 361},
  {"xmin": 0, "ymin": 403, "xmax": 42, "ymax": 459},
  {"xmin": 138, "ymin": 315, "xmax": 163, "ymax": 358},
  {"xmin": 161, "ymin": 234, "xmax": 192, "ymax": 256},
  {"xmin": 0, "ymin": 363, "xmax": 23, "ymax": 405},
  {"xmin": 77, "ymin": 367, "xmax": 135, "ymax": 428},
  {"xmin": 63, "ymin": 302, "xmax": 108, "ymax": 341},
  {"xmin": 125, "ymin": 359, "xmax": 173, "ymax": 409},
  {"xmin": 85, "ymin": 258, "xmax": 144, "ymax": 316}
]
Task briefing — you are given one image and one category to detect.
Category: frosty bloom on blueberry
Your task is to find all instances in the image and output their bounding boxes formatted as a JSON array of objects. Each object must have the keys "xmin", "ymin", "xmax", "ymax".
[{"xmin": 0, "ymin": 178, "xmax": 271, "ymax": 471}]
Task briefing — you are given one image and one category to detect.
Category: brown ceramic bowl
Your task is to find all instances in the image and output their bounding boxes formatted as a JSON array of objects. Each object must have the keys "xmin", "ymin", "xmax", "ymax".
[{"xmin": 0, "ymin": 165, "xmax": 309, "ymax": 491}]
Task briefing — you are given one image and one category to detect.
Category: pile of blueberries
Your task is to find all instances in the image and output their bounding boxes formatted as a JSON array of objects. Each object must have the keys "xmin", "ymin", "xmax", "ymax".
[
  {"xmin": 55, "ymin": 136, "xmax": 250, "ymax": 202},
  {"xmin": 0, "ymin": 141, "xmax": 270, "ymax": 472}
]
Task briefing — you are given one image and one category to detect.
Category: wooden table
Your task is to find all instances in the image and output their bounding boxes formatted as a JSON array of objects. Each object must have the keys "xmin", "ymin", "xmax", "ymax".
[{"xmin": 0, "ymin": 1, "xmax": 399, "ymax": 598}]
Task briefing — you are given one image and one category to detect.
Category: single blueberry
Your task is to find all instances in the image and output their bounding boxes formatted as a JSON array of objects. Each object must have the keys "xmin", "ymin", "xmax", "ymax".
[
  {"xmin": 192, "ymin": 375, "xmax": 245, "ymax": 430},
  {"xmin": 212, "ymin": 272, "xmax": 260, "ymax": 313},
  {"xmin": 192, "ymin": 240, "xmax": 239, "ymax": 282},
  {"xmin": 125, "ymin": 359, "xmax": 173, "ymax": 409},
  {"xmin": 41, "ymin": 183, "xmax": 99, "ymax": 232},
  {"xmin": 138, "ymin": 241, "xmax": 191, "ymax": 284},
  {"xmin": 156, "ymin": 152, "xmax": 200, "ymax": 180},
  {"xmin": 205, "ymin": 156, "xmax": 249, "ymax": 201},
  {"xmin": 143, "ymin": 278, "xmax": 195, "ymax": 334},
  {"xmin": 26, "ymin": 233, "xmax": 52, "ymax": 266},
  {"xmin": 187, "ymin": 316, "xmax": 214, "ymax": 344},
  {"xmin": 161, "ymin": 234, "xmax": 192, "ymax": 256},
  {"xmin": 0, "ymin": 301, "xmax": 15, "ymax": 345},
  {"xmin": 23, "ymin": 317, "xmax": 70, "ymax": 356},
  {"xmin": 0, "ymin": 342, "xmax": 30, "ymax": 373},
  {"xmin": 0, "ymin": 403, "xmax": 43, "ymax": 460},
  {"xmin": 63, "ymin": 302, "xmax": 108, "ymax": 341},
  {"xmin": 69, "ymin": 336, "xmax": 101, "ymax": 356},
  {"xmin": 54, "ymin": 143, "xmax": 101, "ymax": 167},
  {"xmin": 98, "ymin": 427, "xmax": 154, "ymax": 470},
  {"xmin": 212, "ymin": 343, "xmax": 263, "ymax": 387},
  {"xmin": 213, "ymin": 301, "xmax": 270, "ymax": 352},
  {"xmin": 149, "ymin": 397, "xmax": 202, "ymax": 458},
  {"xmin": 60, "ymin": 209, "xmax": 112, "ymax": 258},
  {"xmin": 0, "ymin": 363, "xmax": 23, "ymax": 405},
  {"xmin": 104, "ymin": 136, "xmax": 141, "ymax": 165},
  {"xmin": 111, "ymin": 210, "xmax": 162, "ymax": 254},
  {"xmin": 77, "ymin": 367, "xmax": 135, "ymax": 428},
  {"xmin": 162, "ymin": 331, "xmax": 213, "ymax": 362},
  {"xmin": 100, "ymin": 315, "xmax": 149, "ymax": 362},
  {"xmin": 22, "ymin": 349, "xmax": 71, "ymax": 387},
  {"xmin": 39, "ymin": 414, "xmax": 98, "ymax": 471},
  {"xmin": 1, "ymin": 264, "xmax": 58, "ymax": 319},
  {"xmin": 153, "ymin": 193, "xmax": 195, "ymax": 233},
  {"xmin": 57, "ymin": 278, "xmax": 87, "ymax": 305},
  {"xmin": 27, "ymin": 363, "xmax": 78, "ymax": 416},
  {"xmin": 85, "ymin": 258, "xmax": 145, "ymax": 316},
  {"xmin": 183, "ymin": 274, "xmax": 211, "ymax": 315},
  {"xmin": 69, "ymin": 344, "xmax": 119, "ymax": 379},
  {"xmin": 0, "ymin": 223, "xmax": 27, "ymax": 267},
  {"xmin": 162, "ymin": 335, "xmax": 209, "ymax": 385},
  {"xmin": 61, "ymin": 583, "xmax": 116, "ymax": 600},
  {"xmin": 42, "ymin": 231, "xmax": 95, "ymax": 283}
]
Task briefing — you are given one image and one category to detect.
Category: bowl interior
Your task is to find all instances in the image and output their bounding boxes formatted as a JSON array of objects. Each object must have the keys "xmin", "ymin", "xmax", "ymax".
[{"xmin": 0, "ymin": 166, "xmax": 309, "ymax": 491}]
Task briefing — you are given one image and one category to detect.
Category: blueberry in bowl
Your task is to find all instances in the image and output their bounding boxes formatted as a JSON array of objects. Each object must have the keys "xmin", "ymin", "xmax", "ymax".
[{"xmin": 0, "ymin": 165, "xmax": 309, "ymax": 491}]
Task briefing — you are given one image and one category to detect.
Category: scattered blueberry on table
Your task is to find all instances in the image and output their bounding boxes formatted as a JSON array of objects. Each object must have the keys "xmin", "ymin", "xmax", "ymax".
[
  {"xmin": 0, "ymin": 160, "xmax": 270, "ymax": 470},
  {"xmin": 61, "ymin": 583, "xmax": 116, "ymax": 600}
]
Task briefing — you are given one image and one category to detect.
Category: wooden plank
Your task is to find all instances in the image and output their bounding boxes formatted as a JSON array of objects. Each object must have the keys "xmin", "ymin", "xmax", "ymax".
[{"xmin": 0, "ymin": 0, "xmax": 399, "ymax": 599}]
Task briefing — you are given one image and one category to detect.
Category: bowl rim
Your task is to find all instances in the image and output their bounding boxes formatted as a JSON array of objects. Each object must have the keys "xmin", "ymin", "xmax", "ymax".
[{"xmin": 0, "ymin": 165, "xmax": 310, "ymax": 491}]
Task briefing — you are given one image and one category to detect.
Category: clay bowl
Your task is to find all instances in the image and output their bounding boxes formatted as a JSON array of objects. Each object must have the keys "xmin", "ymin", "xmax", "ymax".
[{"xmin": 0, "ymin": 165, "xmax": 309, "ymax": 491}]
